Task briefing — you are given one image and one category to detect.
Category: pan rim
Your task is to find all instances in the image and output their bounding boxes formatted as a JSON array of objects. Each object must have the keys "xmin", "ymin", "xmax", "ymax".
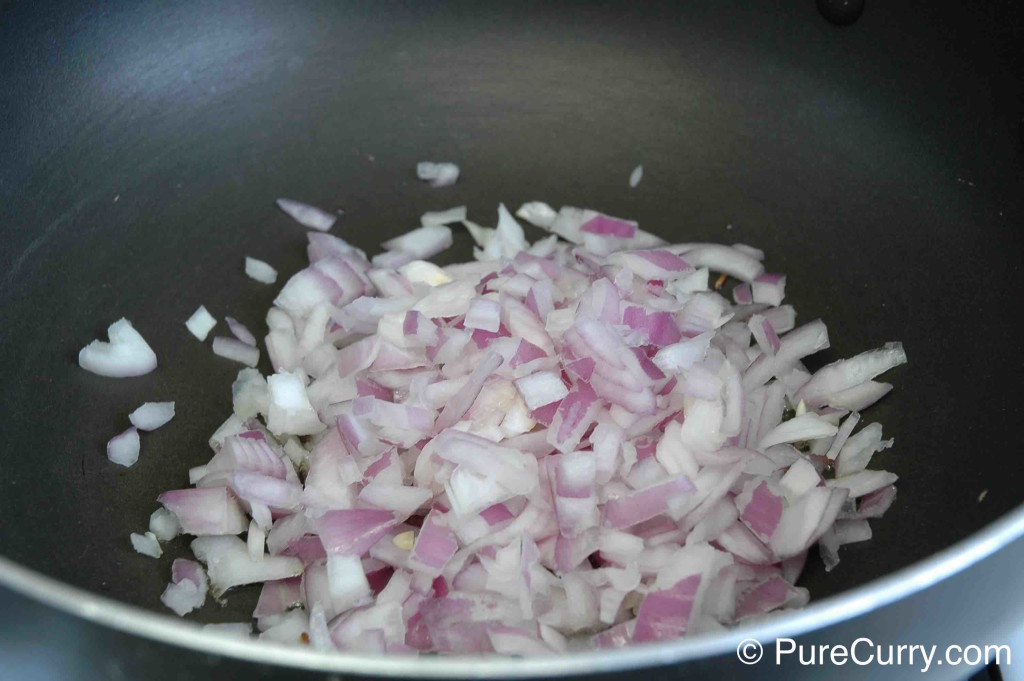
[{"xmin": 2, "ymin": 501, "xmax": 1023, "ymax": 676}]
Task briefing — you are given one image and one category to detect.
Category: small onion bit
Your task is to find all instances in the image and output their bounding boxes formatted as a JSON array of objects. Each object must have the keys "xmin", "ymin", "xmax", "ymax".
[
  {"xmin": 185, "ymin": 306, "xmax": 217, "ymax": 341},
  {"xmin": 629, "ymin": 165, "xmax": 643, "ymax": 188},
  {"xmin": 225, "ymin": 317, "xmax": 258, "ymax": 347},
  {"xmin": 276, "ymin": 198, "xmax": 337, "ymax": 232},
  {"xmin": 416, "ymin": 162, "xmax": 460, "ymax": 188},
  {"xmin": 245, "ymin": 257, "xmax": 278, "ymax": 285},
  {"xmin": 79, "ymin": 318, "xmax": 157, "ymax": 377},
  {"xmin": 129, "ymin": 402, "xmax": 176, "ymax": 431},
  {"xmin": 107, "ymin": 427, "xmax": 141, "ymax": 467},
  {"xmin": 149, "ymin": 196, "xmax": 906, "ymax": 656}
]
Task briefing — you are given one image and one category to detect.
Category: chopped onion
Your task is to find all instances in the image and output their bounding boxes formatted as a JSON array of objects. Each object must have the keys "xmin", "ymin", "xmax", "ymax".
[
  {"xmin": 629, "ymin": 165, "xmax": 643, "ymax": 188},
  {"xmin": 266, "ymin": 371, "xmax": 325, "ymax": 436},
  {"xmin": 416, "ymin": 162, "xmax": 460, "ymax": 188},
  {"xmin": 149, "ymin": 507, "xmax": 181, "ymax": 541},
  {"xmin": 129, "ymin": 401, "xmax": 176, "ymax": 431},
  {"xmin": 796, "ymin": 343, "xmax": 908, "ymax": 408},
  {"xmin": 245, "ymin": 257, "xmax": 278, "ymax": 284},
  {"xmin": 398, "ymin": 260, "xmax": 453, "ymax": 287},
  {"xmin": 147, "ymin": 194, "xmax": 906, "ymax": 655},
  {"xmin": 514, "ymin": 371, "xmax": 569, "ymax": 411},
  {"xmin": 276, "ymin": 198, "xmax": 337, "ymax": 232},
  {"xmin": 213, "ymin": 336, "xmax": 260, "ymax": 368},
  {"xmin": 752, "ymin": 273, "xmax": 786, "ymax": 306},
  {"xmin": 107, "ymin": 427, "xmax": 140, "ymax": 467},
  {"xmin": 225, "ymin": 317, "xmax": 257, "ymax": 346},
  {"xmin": 131, "ymin": 531, "xmax": 162, "ymax": 558},
  {"xmin": 157, "ymin": 487, "xmax": 249, "ymax": 536},
  {"xmin": 79, "ymin": 318, "xmax": 157, "ymax": 377},
  {"xmin": 382, "ymin": 226, "xmax": 453, "ymax": 260},
  {"xmin": 192, "ymin": 536, "xmax": 304, "ymax": 596},
  {"xmin": 421, "ymin": 206, "xmax": 467, "ymax": 227},
  {"xmin": 185, "ymin": 306, "xmax": 217, "ymax": 341},
  {"xmin": 161, "ymin": 558, "xmax": 208, "ymax": 616}
]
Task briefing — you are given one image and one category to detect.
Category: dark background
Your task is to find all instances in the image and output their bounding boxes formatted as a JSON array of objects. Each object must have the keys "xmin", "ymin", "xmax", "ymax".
[{"xmin": 0, "ymin": 0, "xmax": 1022, "ymax": 673}]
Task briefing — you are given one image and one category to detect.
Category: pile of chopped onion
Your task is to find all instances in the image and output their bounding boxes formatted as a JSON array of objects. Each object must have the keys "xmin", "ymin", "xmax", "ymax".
[{"xmin": 149, "ymin": 199, "xmax": 906, "ymax": 655}]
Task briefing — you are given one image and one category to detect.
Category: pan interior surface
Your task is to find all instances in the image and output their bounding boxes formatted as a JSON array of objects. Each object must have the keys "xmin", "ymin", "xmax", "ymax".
[{"xmin": 0, "ymin": 0, "xmax": 1022, "ymax": 667}]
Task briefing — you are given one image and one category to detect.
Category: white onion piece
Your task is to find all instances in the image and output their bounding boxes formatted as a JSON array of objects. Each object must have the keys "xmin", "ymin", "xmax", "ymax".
[
  {"xmin": 671, "ymin": 244, "xmax": 765, "ymax": 282},
  {"xmin": 232, "ymin": 368, "xmax": 270, "ymax": 419},
  {"xmin": 778, "ymin": 458, "xmax": 821, "ymax": 502},
  {"xmin": 797, "ymin": 343, "xmax": 908, "ymax": 409},
  {"xmin": 276, "ymin": 198, "xmax": 337, "ymax": 232},
  {"xmin": 247, "ymin": 520, "xmax": 266, "ymax": 561},
  {"xmin": 835, "ymin": 423, "xmax": 892, "ymax": 477},
  {"xmin": 398, "ymin": 260, "xmax": 452, "ymax": 287},
  {"xmin": 758, "ymin": 413, "xmax": 838, "ymax": 450},
  {"xmin": 421, "ymin": 206, "xmax": 467, "ymax": 227},
  {"xmin": 382, "ymin": 226, "xmax": 453, "ymax": 260},
  {"xmin": 225, "ymin": 317, "xmax": 257, "ymax": 346},
  {"xmin": 161, "ymin": 558, "xmax": 208, "ymax": 616},
  {"xmin": 828, "ymin": 469, "xmax": 899, "ymax": 498},
  {"xmin": 828, "ymin": 380, "xmax": 893, "ymax": 412},
  {"xmin": 629, "ymin": 165, "xmax": 643, "ymax": 188},
  {"xmin": 149, "ymin": 507, "xmax": 181, "ymax": 541},
  {"xmin": 130, "ymin": 531, "xmax": 162, "ymax": 558},
  {"xmin": 129, "ymin": 401, "xmax": 175, "ymax": 431},
  {"xmin": 212, "ymin": 336, "xmax": 260, "ymax": 368},
  {"xmin": 107, "ymin": 427, "xmax": 140, "ymax": 467},
  {"xmin": 751, "ymin": 273, "xmax": 786, "ymax": 306},
  {"xmin": 477, "ymin": 204, "xmax": 529, "ymax": 260},
  {"xmin": 326, "ymin": 554, "xmax": 371, "ymax": 610},
  {"xmin": 464, "ymin": 298, "xmax": 501, "ymax": 332},
  {"xmin": 416, "ymin": 161, "xmax": 459, "ymax": 188},
  {"xmin": 462, "ymin": 219, "xmax": 494, "ymax": 252},
  {"xmin": 79, "ymin": 318, "xmax": 157, "ymax": 377},
  {"xmin": 266, "ymin": 371, "xmax": 325, "ymax": 436},
  {"xmin": 188, "ymin": 465, "xmax": 208, "ymax": 485},
  {"xmin": 245, "ymin": 257, "xmax": 278, "ymax": 284},
  {"xmin": 259, "ymin": 610, "xmax": 308, "ymax": 643},
  {"xmin": 192, "ymin": 536, "xmax": 303, "ymax": 596},
  {"xmin": 515, "ymin": 201, "xmax": 558, "ymax": 229},
  {"xmin": 514, "ymin": 371, "xmax": 569, "ymax": 411},
  {"xmin": 185, "ymin": 306, "xmax": 217, "ymax": 341}
]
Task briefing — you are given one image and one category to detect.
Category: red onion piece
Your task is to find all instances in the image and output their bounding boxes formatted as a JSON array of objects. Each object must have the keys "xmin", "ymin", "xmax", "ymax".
[
  {"xmin": 147, "ymin": 195, "xmax": 907, "ymax": 655},
  {"xmin": 225, "ymin": 317, "xmax": 257, "ymax": 346},
  {"xmin": 162, "ymin": 559, "xmax": 208, "ymax": 616},
  {"xmin": 213, "ymin": 336, "xmax": 260, "ymax": 368},
  {"xmin": 158, "ymin": 487, "xmax": 249, "ymax": 536},
  {"xmin": 604, "ymin": 475, "xmax": 695, "ymax": 529},
  {"xmin": 317, "ymin": 509, "xmax": 399, "ymax": 556},
  {"xmin": 633, "ymin": 574, "xmax": 700, "ymax": 642}
]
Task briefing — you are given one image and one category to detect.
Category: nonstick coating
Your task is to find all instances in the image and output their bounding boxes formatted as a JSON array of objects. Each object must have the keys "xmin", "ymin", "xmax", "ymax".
[{"xmin": 1, "ymin": 0, "xmax": 1023, "ymax": 639}]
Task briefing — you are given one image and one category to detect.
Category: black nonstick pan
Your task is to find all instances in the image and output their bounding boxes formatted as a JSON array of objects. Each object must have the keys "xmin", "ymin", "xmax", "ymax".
[{"xmin": 1, "ymin": 1, "xmax": 1023, "ymax": 679}]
